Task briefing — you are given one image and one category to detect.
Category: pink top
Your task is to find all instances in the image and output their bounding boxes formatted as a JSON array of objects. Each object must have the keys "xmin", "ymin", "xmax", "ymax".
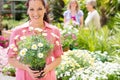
[
  {"xmin": 8, "ymin": 21, "xmax": 63, "ymax": 80},
  {"xmin": 71, "ymin": 16, "xmax": 76, "ymax": 21}
]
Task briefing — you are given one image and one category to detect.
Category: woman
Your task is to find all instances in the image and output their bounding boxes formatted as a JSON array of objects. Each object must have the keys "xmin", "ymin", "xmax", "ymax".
[
  {"xmin": 85, "ymin": 0, "xmax": 101, "ymax": 29},
  {"xmin": 63, "ymin": 0, "xmax": 84, "ymax": 27},
  {"xmin": 8, "ymin": 0, "xmax": 63, "ymax": 80}
]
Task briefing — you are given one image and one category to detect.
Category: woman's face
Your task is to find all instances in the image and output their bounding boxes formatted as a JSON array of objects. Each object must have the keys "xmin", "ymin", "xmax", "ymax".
[
  {"xmin": 86, "ymin": 3, "xmax": 93, "ymax": 11},
  {"xmin": 70, "ymin": 1, "xmax": 77, "ymax": 10},
  {"xmin": 27, "ymin": 0, "xmax": 45, "ymax": 22}
]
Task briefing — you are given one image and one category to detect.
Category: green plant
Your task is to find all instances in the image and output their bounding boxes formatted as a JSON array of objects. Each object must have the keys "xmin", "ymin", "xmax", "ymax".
[
  {"xmin": 107, "ymin": 72, "xmax": 120, "ymax": 80},
  {"xmin": 95, "ymin": 27, "xmax": 111, "ymax": 53},
  {"xmin": 48, "ymin": 0, "xmax": 65, "ymax": 23},
  {"xmin": 76, "ymin": 27, "xmax": 113, "ymax": 54},
  {"xmin": 16, "ymin": 29, "xmax": 53, "ymax": 71},
  {"xmin": 56, "ymin": 50, "xmax": 94, "ymax": 80},
  {"xmin": 76, "ymin": 28, "xmax": 97, "ymax": 51},
  {"xmin": 3, "ymin": 4, "xmax": 10, "ymax": 9},
  {"xmin": 60, "ymin": 25, "xmax": 78, "ymax": 50},
  {"xmin": 2, "ymin": 18, "xmax": 28, "ymax": 29},
  {"xmin": 97, "ymin": 0, "xmax": 119, "ymax": 27},
  {"xmin": 2, "ymin": 65, "xmax": 16, "ymax": 77},
  {"xmin": 90, "ymin": 51, "xmax": 111, "ymax": 62}
]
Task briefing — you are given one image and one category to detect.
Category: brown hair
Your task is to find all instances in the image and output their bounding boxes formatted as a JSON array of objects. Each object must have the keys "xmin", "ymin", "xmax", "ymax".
[
  {"xmin": 68, "ymin": 0, "xmax": 79, "ymax": 12},
  {"xmin": 26, "ymin": 0, "xmax": 50, "ymax": 23}
]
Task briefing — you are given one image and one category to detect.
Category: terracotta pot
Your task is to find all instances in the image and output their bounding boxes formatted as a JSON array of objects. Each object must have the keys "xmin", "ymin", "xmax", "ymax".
[{"xmin": 63, "ymin": 47, "xmax": 69, "ymax": 52}]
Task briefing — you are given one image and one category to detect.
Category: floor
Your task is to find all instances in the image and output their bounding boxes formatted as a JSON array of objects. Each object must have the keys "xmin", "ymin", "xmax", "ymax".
[{"xmin": 0, "ymin": 73, "xmax": 15, "ymax": 80}]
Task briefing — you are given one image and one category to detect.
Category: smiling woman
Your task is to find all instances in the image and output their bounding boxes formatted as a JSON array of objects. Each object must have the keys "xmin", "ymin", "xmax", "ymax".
[
  {"xmin": 26, "ymin": 0, "xmax": 49, "ymax": 28},
  {"xmin": 8, "ymin": 0, "xmax": 63, "ymax": 80}
]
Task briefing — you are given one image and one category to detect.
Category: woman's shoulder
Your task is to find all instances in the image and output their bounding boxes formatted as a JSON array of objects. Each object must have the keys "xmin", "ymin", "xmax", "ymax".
[
  {"xmin": 78, "ymin": 10, "xmax": 84, "ymax": 15},
  {"xmin": 11, "ymin": 22, "xmax": 29, "ymax": 35},
  {"xmin": 78, "ymin": 10, "xmax": 83, "ymax": 13},
  {"xmin": 63, "ymin": 10, "xmax": 70, "ymax": 16},
  {"xmin": 92, "ymin": 10, "xmax": 100, "ymax": 17},
  {"xmin": 12, "ymin": 21, "xmax": 29, "ymax": 31},
  {"xmin": 93, "ymin": 10, "xmax": 99, "ymax": 14},
  {"xmin": 46, "ymin": 22, "xmax": 60, "ymax": 34},
  {"xmin": 47, "ymin": 23, "xmax": 59, "ymax": 31}
]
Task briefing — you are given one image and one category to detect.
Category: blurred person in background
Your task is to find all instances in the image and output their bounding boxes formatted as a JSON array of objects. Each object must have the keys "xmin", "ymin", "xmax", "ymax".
[
  {"xmin": 85, "ymin": 0, "xmax": 101, "ymax": 29},
  {"xmin": 63, "ymin": 0, "xmax": 84, "ymax": 28}
]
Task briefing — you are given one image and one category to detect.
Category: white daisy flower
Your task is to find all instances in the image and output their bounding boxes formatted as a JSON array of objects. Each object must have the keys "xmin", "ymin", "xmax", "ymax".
[
  {"xmin": 9, "ymin": 44, "xmax": 15, "ymax": 49},
  {"xmin": 31, "ymin": 44, "xmax": 37, "ymax": 50},
  {"xmin": 56, "ymin": 41, "xmax": 60, "ymax": 46},
  {"xmin": 51, "ymin": 56, "xmax": 54, "ymax": 61},
  {"xmin": 38, "ymin": 53, "xmax": 44, "ymax": 58},
  {"xmin": 22, "ymin": 48, "xmax": 28, "ymax": 52},
  {"xmin": 34, "ymin": 28, "xmax": 43, "ymax": 32},
  {"xmin": 20, "ymin": 36, "xmax": 26, "ymax": 40},
  {"xmin": 13, "ymin": 47, "xmax": 18, "ymax": 52},
  {"xmin": 14, "ymin": 35, "xmax": 20, "ymax": 40},
  {"xmin": 42, "ymin": 33, "xmax": 47, "ymax": 36},
  {"xmin": 22, "ymin": 30, "xmax": 26, "ymax": 33},
  {"xmin": 38, "ymin": 43, "xmax": 43, "ymax": 47},
  {"xmin": 19, "ymin": 49, "xmax": 26, "ymax": 56},
  {"xmin": 51, "ymin": 33, "xmax": 59, "ymax": 39},
  {"xmin": 29, "ymin": 27, "xmax": 34, "ymax": 31}
]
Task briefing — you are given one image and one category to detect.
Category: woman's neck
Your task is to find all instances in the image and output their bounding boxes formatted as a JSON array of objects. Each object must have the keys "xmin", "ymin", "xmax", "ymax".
[
  {"xmin": 71, "ymin": 9, "xmax": 77, "ymax": 15},
  {"xmin": 30, "ymin": 20, "xmax": 45, "ymax": 29},
  {"xmin": 89, "ymin": 9, "xmax": 95, "ymax": 12}
]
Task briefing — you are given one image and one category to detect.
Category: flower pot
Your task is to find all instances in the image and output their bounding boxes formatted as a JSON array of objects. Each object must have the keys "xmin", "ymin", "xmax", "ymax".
[
  {"xmin": 63, "ymin": 47, "xmax": 69, "ymax": 52},
  {"xmin": 30, "ymin": 64, "xmax": 45, "ymax": 78}
]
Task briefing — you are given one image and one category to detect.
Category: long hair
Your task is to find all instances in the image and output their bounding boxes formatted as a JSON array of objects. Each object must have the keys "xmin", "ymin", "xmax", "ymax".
[{"xmin": 25, "ymin": 0, "xmax": 50, "ymax": 23}]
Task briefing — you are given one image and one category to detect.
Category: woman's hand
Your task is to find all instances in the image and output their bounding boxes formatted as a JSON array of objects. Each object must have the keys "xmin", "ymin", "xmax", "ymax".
[
  {"xmin": 26, "ymin": 66, "xmax": 40, "ymax": 80},
  {"xmin": 42, "ymin": 65, "xmax": 51, "ymax": 77},
  {"xmin": 42, "ymin": 57, "xmax": 61, "ymax": 77}
]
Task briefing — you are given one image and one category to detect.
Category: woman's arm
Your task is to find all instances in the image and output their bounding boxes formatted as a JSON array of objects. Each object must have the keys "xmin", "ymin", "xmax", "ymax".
[
  {"xmin": 43, "ymin": 56, "xmax": 61, "ymax": 76},
  {"xmin": 8, "ymin": 57, "xmax": 28, "ymax": 70},
  {"xmin": 64, "ymin": 17, "xmax": 67, "ymax": 24},
  {"xmin": 80, "ymin": 16, "xmax": 84, "ymax": 28},
  {"xmin": 93, "ymin": 13, "xmax": 101, "ymax": 29}
]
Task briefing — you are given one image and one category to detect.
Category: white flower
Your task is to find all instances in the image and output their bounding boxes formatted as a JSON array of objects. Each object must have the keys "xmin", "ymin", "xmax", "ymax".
[
  {"xmin": 13, "ymin": 47, "xmax": 18, "ymax": 52},
  {"xmin": 51, "ymin": 56, "xmax": 54, "ymax": 61},
  {"xmin": 23, "ymin": 48, "xmax": 28, "ymax": 52},
  {"xmin": 29, "ymin": 27, "xmax": 34, "ymax": 31},
  {"xmin": 60, "ymin": 74, "xmax": 63, "ymax": 77},
  {"xmin": 20, "ymin": 36, "xmax": 26, "ymax": 40},
  {"xmin": 31, "ymin": 44, "xmax": 37, "ymax": 50},
  {"xmin": 22, "ymin": 30, "xmax": 26, "ymax": 33},
  {"xmin": 42, "ymin": 33, "xmax": 47, "ymax": 36},
  {"xmin": 61, "ymin": 30, "xmax": 66, "ymax": 34},
  {"xmin": 14, "ymin": 35, "xmax": 20, "ymax": 40},
  {"xmin": 56, "ymin": 41, "xmax": 60, "ymax": 46},
  {"xmin": 34, "ymin": 28, "xmax": 43, "ymax": 32},
  {"xmin": 19, "ymin": 49, "xmax": 27, "ymax": 56},
  {"xmin": 38, "ymin": 43, "xmax": 43, "ymax": 47},
  {"xmin": 61, "ymin": 66, "xmax": 64, "ymax": 70},
  {"xmin": 51, "ymin": 33, "xmax": 59, "ymax": 39},
  {"xmin": 65, "ymin": 71, "xmax": 70, "ymax": 76},
  {"xmin": 68, "ymin": 31, "xmax": 71, "ymax": 34},
  {"xmin": 9, "ymin": 44, "xmax": 15, "ymax": 49},
  {"xmin": 38, "ymin": 53, "xmax": 44, "ymax": 58}
]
